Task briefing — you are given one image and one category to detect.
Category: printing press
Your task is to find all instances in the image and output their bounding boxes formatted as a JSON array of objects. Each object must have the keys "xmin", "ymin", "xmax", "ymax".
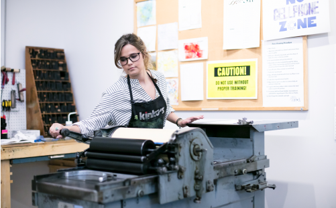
[{"xmin": 32, "ymin": 120, "xmax": 298, "ymax": 208}]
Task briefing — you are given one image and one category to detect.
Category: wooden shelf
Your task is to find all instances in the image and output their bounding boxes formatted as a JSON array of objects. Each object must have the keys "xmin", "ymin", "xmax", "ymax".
[
  {"xmin": 41, "ymin": 112, "xmax": 73, "ymax": 115},
  {"xmin": 34, "ymin": 79, "xmax": 70, "ymax": 82},
  {"xmin": 37, "ymin": 90, "xmax": 72, "ymax": 93},
  {"xmin": 30, "ymin": 58, "xmax": 64, "ymax": 61},
  {"xmin": 33, "ymin": 69, "xmax": 66, "ymax": 72},
  {"xmin": 39, "ymin": 101, "xmax": 74, "ymax": 103},
  {"xmin": 26, "ymin": 46, "xmax": 78, "ymax": 136}
]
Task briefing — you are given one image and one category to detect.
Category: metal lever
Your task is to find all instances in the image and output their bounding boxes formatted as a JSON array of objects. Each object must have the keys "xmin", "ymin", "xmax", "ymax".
[
  {"xmin": 235, "ymin": 180, "xmax": 276, "ymax": 192},
  {"xmin": 59, "ymin": 129, "xmax": 91, "ymax": 144},
  {"xmin": 237, "ymin": 117, "xmax": 253, "ymax": 125},
  {"xmin": 262, "ymin": 184, "xmax": 276, "ymax": 190}
]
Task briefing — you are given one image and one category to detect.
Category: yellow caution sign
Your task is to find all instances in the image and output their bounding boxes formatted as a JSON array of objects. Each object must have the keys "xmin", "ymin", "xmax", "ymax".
[{"xmin": 207, "ymin": 59, "xmax": 258, "ymax": 99}]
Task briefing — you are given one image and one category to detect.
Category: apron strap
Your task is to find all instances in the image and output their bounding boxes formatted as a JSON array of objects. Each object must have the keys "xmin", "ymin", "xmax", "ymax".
[
  {"xmin": 127, "ymin": 72, "xmax": 165, "ymax": 103},
  {"xmin": 127, "ymin": 75, "xmax": 135, "ymax": 104},
  {"xmin": 147, "ymin": 72, "xmax": 164, "ymax": 98}
]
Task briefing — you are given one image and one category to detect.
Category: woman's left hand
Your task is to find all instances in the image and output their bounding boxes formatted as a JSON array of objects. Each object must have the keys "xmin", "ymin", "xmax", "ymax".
[{"xmin": 178, "ymin": 115, "xmax": 204, "ymax": 127}]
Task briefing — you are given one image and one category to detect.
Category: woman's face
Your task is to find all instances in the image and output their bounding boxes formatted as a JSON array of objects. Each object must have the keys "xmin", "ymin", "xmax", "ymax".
[{"xmin": 120, "ymin": 44, "xmax": 146, "ymax": 78}]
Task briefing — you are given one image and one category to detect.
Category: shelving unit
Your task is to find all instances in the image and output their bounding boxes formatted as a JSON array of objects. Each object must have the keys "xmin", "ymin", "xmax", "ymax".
[{"xmin": 26, "ymin": 46, "xmax": 78, "ymax": 136}]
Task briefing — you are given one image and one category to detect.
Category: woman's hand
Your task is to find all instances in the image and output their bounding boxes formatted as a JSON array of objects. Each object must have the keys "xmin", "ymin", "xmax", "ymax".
[
  {"xmin": 49, "ymin": 123, "xmax": 65, "ymax": 139},
  {"xmin": 178, "ymin": 115, "xmax": 204, "ymax": 127}
]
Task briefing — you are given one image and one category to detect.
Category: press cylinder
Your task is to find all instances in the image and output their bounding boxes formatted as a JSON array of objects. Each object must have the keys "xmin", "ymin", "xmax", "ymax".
[
  {"xmin": 89, "ymin": 137, "xmax": 155, "ymax": 156},
  {"xmin": 86, "ymin": 152, "xmax": 146, "ymax": 163},
  {"xmin": 86, "ymin": 158, "xmax": 148, "ymax": 175}
]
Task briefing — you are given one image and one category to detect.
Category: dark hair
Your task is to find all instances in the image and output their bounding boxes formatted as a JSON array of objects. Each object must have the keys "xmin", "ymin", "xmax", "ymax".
[{"xmin": 114, "ymin": 33, "xmax": 153, "ymax": 70}]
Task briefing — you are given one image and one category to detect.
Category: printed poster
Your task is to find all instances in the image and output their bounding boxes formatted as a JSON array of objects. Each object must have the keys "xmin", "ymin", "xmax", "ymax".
[
  {"xmin": 207, "ymin": 59, "xmax": 258, "ymax": 99},
  {"xmin": 263, "ymin": 37, "xmax": 304, "ymax": 107},
  {"xmin": 137, "ymin": 1, "xmax": 156, "ymax": 27},
  {"xmin": 178, "ymin": 37, "xmax": 208, "ymax": 62},
  {"xmin": 263, "ymin": 0, "xmax": 330, "ymax": 40},
  {"xmin": 166, "ymin": 79, "xmax": 179, "ymax": 105}
]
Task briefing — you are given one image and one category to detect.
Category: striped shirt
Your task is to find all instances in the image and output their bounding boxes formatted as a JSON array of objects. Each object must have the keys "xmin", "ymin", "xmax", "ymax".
[{"xmin": 74, "ymin": 70, "xmax": 173, "ymax": 135}]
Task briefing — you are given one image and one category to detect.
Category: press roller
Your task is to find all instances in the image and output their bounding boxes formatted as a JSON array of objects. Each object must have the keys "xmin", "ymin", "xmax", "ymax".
[{"xmin": 32, "ymin": 120, "xmax": 298, "ymax": 208}]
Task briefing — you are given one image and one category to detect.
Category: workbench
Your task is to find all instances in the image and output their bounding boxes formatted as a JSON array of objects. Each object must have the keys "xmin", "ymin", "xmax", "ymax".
[{"xmin": 1, "ymin": 140, "xmax": 89, "ymax": 208}]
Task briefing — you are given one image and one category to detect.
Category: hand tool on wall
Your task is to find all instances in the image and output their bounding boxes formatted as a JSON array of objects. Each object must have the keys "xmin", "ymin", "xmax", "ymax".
[
  {"xmin": 11, "ymin": 90, "xmax": 16, "ymax": 109},
  {"xmin": 1, "ymin": 115, "xmax": 7, "ymax": 139},
  {"xmin": 1, "ymin": 71, "xmax": 9, "ymax": 101},
  {"xmin": 1, "ymin": 66, "xmax": 20, "ymax": 85},
  {"xmin": 17, "ymin": 82, "xmax": 26, "ymax": 102}
]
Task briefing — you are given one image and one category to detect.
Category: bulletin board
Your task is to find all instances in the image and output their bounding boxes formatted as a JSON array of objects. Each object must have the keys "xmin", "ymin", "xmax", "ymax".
[{"xmin": 134, "ymin": 0, "xmax": 308, "ymax": 111}]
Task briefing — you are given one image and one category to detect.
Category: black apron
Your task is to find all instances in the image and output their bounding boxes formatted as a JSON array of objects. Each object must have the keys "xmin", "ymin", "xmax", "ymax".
[{"xmin": 127, "ymin": 73, "xmax": 167, "ymax": 128}]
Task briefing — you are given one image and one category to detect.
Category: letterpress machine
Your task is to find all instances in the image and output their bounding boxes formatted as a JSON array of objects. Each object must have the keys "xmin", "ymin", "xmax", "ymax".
[{"xmin": 32, "ymin": 120, "xmax": 298, "ymax": 208}]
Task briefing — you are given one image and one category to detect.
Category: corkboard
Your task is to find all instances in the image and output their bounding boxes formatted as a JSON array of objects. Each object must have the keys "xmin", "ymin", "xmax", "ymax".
[{"xmin": 134, "ymin": 0, "xmax": 308, "ymax": 111}]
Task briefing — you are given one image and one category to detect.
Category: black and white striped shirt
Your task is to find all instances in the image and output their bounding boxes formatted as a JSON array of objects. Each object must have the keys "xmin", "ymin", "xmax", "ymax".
[{"xmin": 74, "ymin": 70, "xmax": 173, "ymax": 135}]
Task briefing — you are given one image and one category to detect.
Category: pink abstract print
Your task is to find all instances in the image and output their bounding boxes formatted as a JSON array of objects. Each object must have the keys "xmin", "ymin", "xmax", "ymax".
[{"xmin": 184, "ymin": 43, "xmax": 203, "ymax": 59}]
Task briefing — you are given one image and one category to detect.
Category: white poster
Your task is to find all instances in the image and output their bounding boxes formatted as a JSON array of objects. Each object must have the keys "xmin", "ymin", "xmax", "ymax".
[
  {"xmin": 158, "ymin": 23, "xmax": 178, "ymax": 50},
  {"xmin": 223, "ymin": 0, "xmax": 260, "ymax": 49},
  {"xmin": 180, "ymin": 63, "xmax": 204, "ymax": 101},
  {"xmin": 137, "ymin": 26, "xmax": 156, "ymax": 52},
  {"xmin": 178, "ymin": 37, "xmax": 208, "ymax": 61},
  {"xmin": 178, "ymin": 0, "xmax": 202, "ymax": 31},
  {"xmin": 263, "ymin": 0, "xmax": 330, "ymax": 40},
  {"xmin": 262, "ymin": 37, "xmax": 304, "ymax": 107}
]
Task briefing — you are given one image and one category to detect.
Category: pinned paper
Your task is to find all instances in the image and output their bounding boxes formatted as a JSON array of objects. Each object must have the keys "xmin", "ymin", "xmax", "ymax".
[
  {"xmin": 179, "ymin": 0, "xmax": 202, "ymax": 31},
  {"xmin": 263, "ymin": 0, "xmax": 330, "ymax": 40},
  {"xmin": 137, "ymin": 1, "xmax": 156, "ymax": 27},
  {"xmin": 178, "ymin": 37, "xmax": 208, "ymax": 62},
  {"xmin": 207, "ymin": 59, "xmax": 258, "ymax": 99},
  {"xmin": 166, "ymin": 78, "xmax": 179, "ymax": 105},
  {"xmin": 180, "ymin": 63, "xmax": 204, "ymax": 101},
  {"xmin": 149, "ymin": 52, "xmax": 157, "ymax": 70},
  {"xmin": 137, "ymin": 26, "xmax": 156, "ymax": 52},
  {"xmin": 262, "ymin": 37, "xmax": 304, "ymax": 107},
  {"xmin": 158, "ymin": 23, "xmax": 178, "ymax": 50},
  {"xmin": 223, "ymin": 0, "xmax": 260, "ymax": 49},
  {"xmin": 157, "ymin": 51, "xmax": 179, "ymax": 77}
]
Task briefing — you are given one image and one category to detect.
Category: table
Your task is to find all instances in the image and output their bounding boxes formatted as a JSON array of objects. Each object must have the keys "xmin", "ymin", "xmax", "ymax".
[{"xmin": 1, "ymin": 140, "xmax": 89, "ymax": 208}]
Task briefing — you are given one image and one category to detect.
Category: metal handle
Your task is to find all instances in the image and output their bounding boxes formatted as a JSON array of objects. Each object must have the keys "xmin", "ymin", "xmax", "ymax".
[
  {"xmin": 236, "ymin": 182, "xmax": 276, "ymax": 193},
  {"xmin": 49, "ymin": 155, "xmax": 65, "ymax": 159},
  {"xmin": 60, "ymin": 128, "xmax": 70, "ymax": 137}
]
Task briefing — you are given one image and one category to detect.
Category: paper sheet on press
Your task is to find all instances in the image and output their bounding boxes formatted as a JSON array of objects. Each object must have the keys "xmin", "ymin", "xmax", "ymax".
[
  {"xmin": 1, "ymin": 131, "xmax": 37, "ymax": 145},
  {"xmin": 111, "ymin": 128, "xmax": 177, "ymax": 144}
]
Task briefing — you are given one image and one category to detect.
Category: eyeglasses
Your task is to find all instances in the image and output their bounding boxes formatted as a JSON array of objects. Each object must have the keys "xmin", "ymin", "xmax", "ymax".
[{"xmin": 119, "ymin": 53, "xmax": 140, "ymax": 66}]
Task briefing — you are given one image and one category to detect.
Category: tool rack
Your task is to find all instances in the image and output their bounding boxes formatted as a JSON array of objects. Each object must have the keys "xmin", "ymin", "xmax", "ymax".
[{"xmin": 25, "ymin": 46, "xmax": 78, "ymax": 136}]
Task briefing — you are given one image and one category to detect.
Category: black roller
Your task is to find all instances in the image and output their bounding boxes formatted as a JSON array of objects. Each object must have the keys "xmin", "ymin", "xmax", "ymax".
[
  {"xmin": 86, "ymin": 158, "xmax": 148, "ymax": 175},
  {"xmin": 86, "ymin": 152, "xmax": 146, "ymax": 163},
  {"xmin": 89, "ymin": 137, "xmax": 155, "ymax": 156}
]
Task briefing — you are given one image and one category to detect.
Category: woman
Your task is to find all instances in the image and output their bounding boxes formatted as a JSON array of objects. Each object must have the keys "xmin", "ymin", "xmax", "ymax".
[{"xmin": 50, "ymin": 33, "xmax": 203, "ymax": 138}]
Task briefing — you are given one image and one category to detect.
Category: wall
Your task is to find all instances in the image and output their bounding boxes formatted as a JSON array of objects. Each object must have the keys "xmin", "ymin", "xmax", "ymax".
[
  {"xmin": 4, "ymin": 0, "xmax": 336, "ymax": 207},
  {"xmin": 4, "ymin": 0, "xmax": 133, "ymax": 207}
]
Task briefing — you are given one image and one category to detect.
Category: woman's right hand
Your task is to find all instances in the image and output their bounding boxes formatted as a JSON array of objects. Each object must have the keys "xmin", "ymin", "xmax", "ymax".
[{"xmin": 49, "ymin": 123, "xmax": 65, "ymax": 139}]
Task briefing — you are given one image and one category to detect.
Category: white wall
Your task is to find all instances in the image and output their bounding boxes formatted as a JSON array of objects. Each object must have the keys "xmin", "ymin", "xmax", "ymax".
[
  {"xmin": 4, "ymin": 0, "xmax": 336, "ymax": 207},
  {"xmin": 5, "ymin": 0, "xmax": 132, "ymax": 120},
  {"xmin": 5, "ymin": 0, "xmax": 133, "ymax": 207}
]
